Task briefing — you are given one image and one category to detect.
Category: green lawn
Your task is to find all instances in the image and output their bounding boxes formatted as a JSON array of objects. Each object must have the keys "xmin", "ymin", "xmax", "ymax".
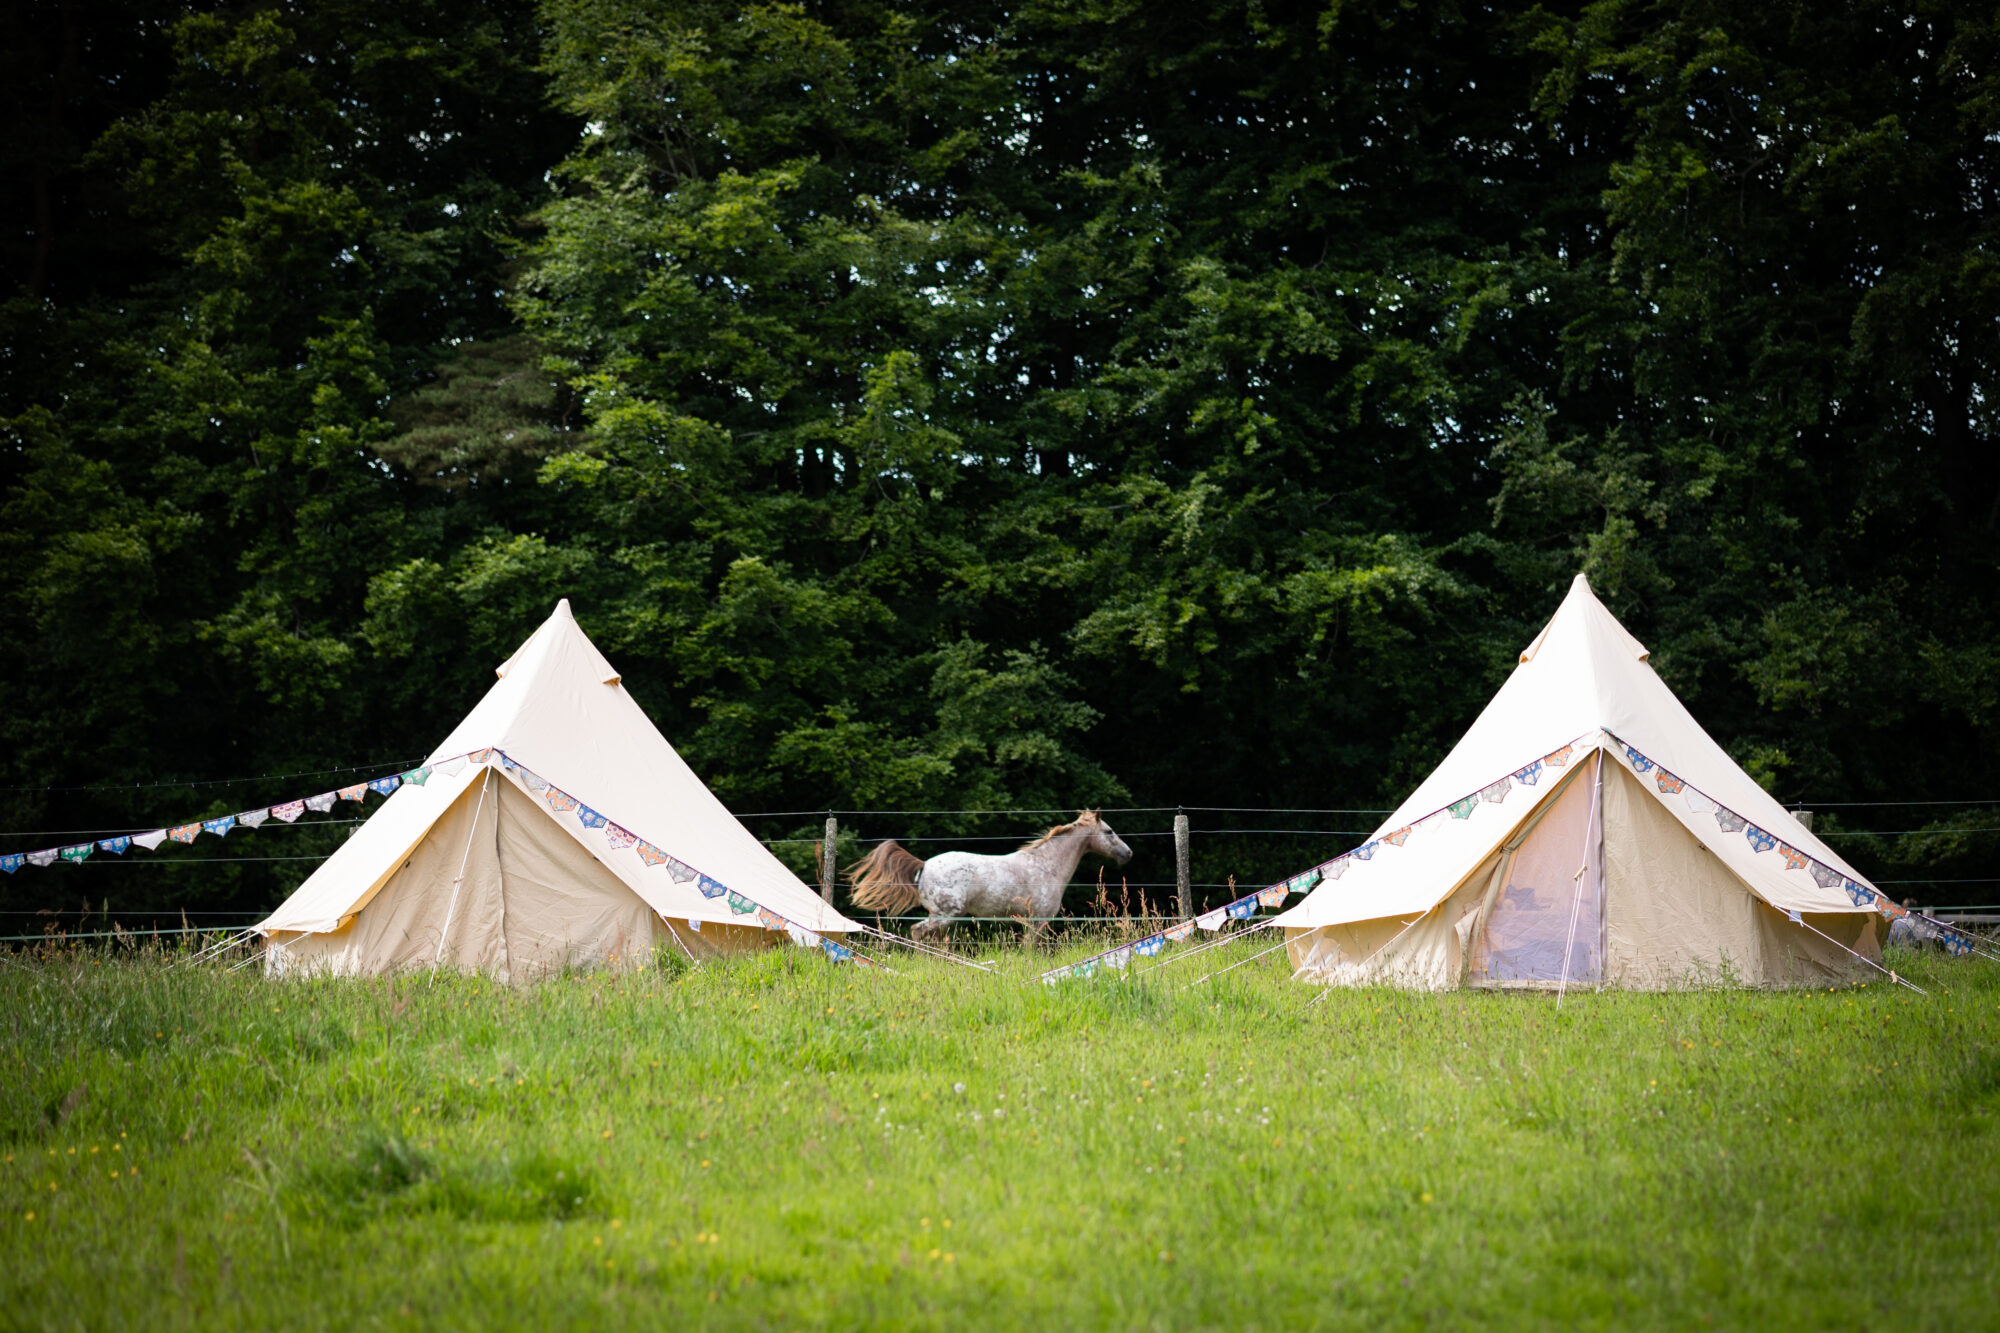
[{"xmin": 3, "ymin": 937, "xmax": 1996, "ymax": 1330}]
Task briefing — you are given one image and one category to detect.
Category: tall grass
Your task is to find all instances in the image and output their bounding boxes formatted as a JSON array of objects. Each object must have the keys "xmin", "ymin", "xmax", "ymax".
[{"xmin": 2, "ymin": 938, "xmax": 1996, "ymax": 1329}]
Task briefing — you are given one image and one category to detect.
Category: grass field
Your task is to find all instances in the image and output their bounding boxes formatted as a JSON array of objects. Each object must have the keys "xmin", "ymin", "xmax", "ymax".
[{"xmin": 3, "ymin": 935, "xmax": 1997, "ymax": 1330}]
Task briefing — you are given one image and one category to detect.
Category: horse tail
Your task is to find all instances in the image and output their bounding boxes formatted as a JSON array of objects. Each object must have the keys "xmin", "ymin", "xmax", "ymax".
[{"xmin": 844, "ymin": 840, "xmax": 925, "ymax": 913}]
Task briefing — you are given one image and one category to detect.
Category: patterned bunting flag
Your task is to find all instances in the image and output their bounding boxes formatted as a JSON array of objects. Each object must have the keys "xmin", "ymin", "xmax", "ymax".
[
  {"xmin": 1196, "ymin": 909, "xmax": 1227, "ymax": 932},
  {"xmin": 306, "ymin": 792, "xmax": 336, "ymax": 813},
  {"xmin": 544, "ymin": 789, "xmax": 579, "ymax": 815},
  {"xmin": 367, "ymin": 776, "xmax": 400, "ymax": 797},
  {"xmin": 169, "ymin": 824, "xmax": 199, "ymax": 844},
  {"xmin": 1683, "ymin": 790, "xmax": 1716, "ymax": 815},
  {"xmin": 697, "ymin": 875, "xmax": 728, "ymax": 899},
  {"xmin": 686, "ymin": 917, "xmax": 702, "ymax": 932},
  {"xmin": 634, "ymin": 841, "xmax": 668, "ymax": 868},
  {"xmin": 1544, "ymin": 744, "xmax": 1574, "ymax": 768},
  {"xmin": 1513, "ymin": 760, "xmax": 1544, "ymax": 787},
  {"xmin": 1448, "ymin": 797, "xmax": 1477, "ymax": 820},
  {"xmin": 27, "ymin": 849, "xmax": 56, "ymax": 868},
  {"xmin": 785, "ymin": 923, "xmax": 820, "ymax": 948},
  {"xmin": 1323, "ymin": 856, "xmax": 1349, "ymax": 880},
  {"xmin": 756, "ymin": 907, "xmax": 786, "ymax": 932},
  {"xmin": 1715, "ymin": 810, "xmax": 1748, "ymax": 834},
  {"xmin": 97, "ymin": 837, "xmax": 131, "ymax": 855},
  {"xmin": 1656, "ymin": 771, "xmax": 1686, "ymax": 795},
  {"xmin": 1842, "ymin": 880, "xmax": 1874, "ymax": 908},
  {"xmin": 1257, "ymin": 886, "xmax": 1287, "ymax": 908},
  {"xmin": 59, "ymin": 843, "xmax": 93, "ymax": 863},
  {"xmin": 668, "ymin": 860, "xmax": 699, "ymax": 884},
  {"xmin": 822, "ymin": 938, "xmax": 854, "ymax": 962},
  {"xmin": 1809, "ymin": 863, "xmax": 1844, "ymax": 889},
  {"xmin": 1776, "ymin": 844, "xmax": 1808, "ymax": 871},
  {"xmin": 1878, "ymin": 899, "xmax": 1908, "ymax": 920},
  {"xmin": 271, "ymin": 800, "xmax": 305, "ymax": 824},
  {"xmin": 521, "ymin": 771, "xmax": 550, "ymax": 794},
  {"xmin": 400, "ymin": 766, "xmax": 431, "ymax": 787},
  {"xmin": 435, "ymin": 756, "xmax": 467, "ymax": 778},
  {"xmin": 337, "ymin": 783, "xmax": 368, "ymax": 803},
  {"xmin": 1225, "ymin": 897, "xmax": 1258, "ymax": 920},
  {"xmin": 1383, "ymin": 827, "xmax": 1411, "ymax": 847},
  {"xmin": 1134, "ymin": 934, "xmax": 1167, "ymax": 957},
  {"xmin": 1352, "ymin": 841, "xmax": 1378, "ymax": 862},
  {"xmin": 1625, "ymin": 746, "xmax": 1654, "ymax": 773},
  {"xmin": 1479, "ymin": 780, "xmax": 1510, "ymax": 804},
  {"xmin": 469, "ymin": 747, "xmax": 493, "ymax": 766},
  {"xmin": 238, "ymin": 808, "xmax": 269, "ymax": 830},
  {"xmin": 500, "ymin": 754, "xmax": 519, "ymax": 772},
  {"xmin": 202, "ymin": 815, "xmax": 236, "ymax": 838},
  {"xmin": 604, "ymin": 824, "xmax": 637, "ymax": 852},
  {"xmin": 133, "ymin": 830, "xmax": 168, "ymax": 851},
  {"xmin": 1074, "ymin": 959, "xmax": 1099, "ymax": 978},
  {"xmin": 1288, "ymin": 869, "xmax": 1321, "ymax": 894},
  {"xmin": 577, "ymin": 806, "xmax": 608, "ymax": 830},
  {"xmin": 1744, "ymin": 826, "xmax": 1777, "ymax": 854},
  {"xmin": 1164, "ymin": 920, "xmax": 1196, "ymax": 943},
  {"xmin": 1103, "ymin": 946, "xmax": 1132, "ymax": 971},
  {"xmin": 0, "ymin": 854, "xmax": 21, "ymax": 874},
  {"xmin": 726, "ymin": 891, "xmax": 756, "ymax": 915}
]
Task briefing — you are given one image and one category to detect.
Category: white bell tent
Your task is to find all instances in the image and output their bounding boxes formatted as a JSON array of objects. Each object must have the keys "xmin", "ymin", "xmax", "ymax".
[
  {"xmin": 1273, "ymin": 575, "xmax": 1887, "ymax": 990},
  {"xmin": 256, "ymin": 600, "xmax": 858, "ymax": 978}
]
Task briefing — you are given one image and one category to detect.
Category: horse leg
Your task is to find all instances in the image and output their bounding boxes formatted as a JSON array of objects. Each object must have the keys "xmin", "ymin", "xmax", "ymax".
[{"xmin": 912, "ymin": 910, "xmax": 959, "ymax": 944}]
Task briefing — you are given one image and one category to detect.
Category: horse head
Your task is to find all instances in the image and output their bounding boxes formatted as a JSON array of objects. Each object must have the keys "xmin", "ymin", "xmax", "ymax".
[{"xmin": 1075, "ymin": 810, "xmax": 1133, "ymax": 866}]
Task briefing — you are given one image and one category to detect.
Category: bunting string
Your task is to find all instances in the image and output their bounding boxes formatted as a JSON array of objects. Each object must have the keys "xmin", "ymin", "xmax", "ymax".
[{"xmin": 7, "ymin": 748, "xmax": 877, "ymax": 972}]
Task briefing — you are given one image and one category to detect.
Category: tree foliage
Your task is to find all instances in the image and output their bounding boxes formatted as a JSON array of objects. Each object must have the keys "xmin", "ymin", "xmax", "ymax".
[{"xmin": 3, "ymin": 0, "xmax": 1995, "ymax": 917}]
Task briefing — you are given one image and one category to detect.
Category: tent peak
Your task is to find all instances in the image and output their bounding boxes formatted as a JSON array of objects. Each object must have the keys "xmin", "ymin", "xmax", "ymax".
[{"xmin": 1518, "ymin": 573, "xmax": 1649, "ymax": 664}]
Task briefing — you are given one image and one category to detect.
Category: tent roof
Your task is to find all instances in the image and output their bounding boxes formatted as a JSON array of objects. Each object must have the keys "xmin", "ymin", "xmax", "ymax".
[
  {"xmin": 1274, "ymin": 575, "xmax": 1874, "ymax": 930},
  {"xmin": 259, "ymin": 600, "xmax": 856, "ymax": 937}
]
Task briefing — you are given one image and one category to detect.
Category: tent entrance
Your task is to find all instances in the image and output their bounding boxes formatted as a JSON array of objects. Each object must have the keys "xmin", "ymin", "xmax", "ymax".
[{"xmin": 1470, "ymin": 751, "xmax": 1605, "ymax": 987}]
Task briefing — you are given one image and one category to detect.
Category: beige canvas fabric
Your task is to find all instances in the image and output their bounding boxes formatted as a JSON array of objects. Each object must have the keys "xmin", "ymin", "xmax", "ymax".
[
  {"xmin": 259, "ymin": 600, "xmax": 858, "ymax": 975},
  {"xmin": 269, "ymin": 772, "xmax": 774, "ymax": 978},
  {"xmin": 1280, "ymin": 576, "xmax": 1880, "ymax": 989}
]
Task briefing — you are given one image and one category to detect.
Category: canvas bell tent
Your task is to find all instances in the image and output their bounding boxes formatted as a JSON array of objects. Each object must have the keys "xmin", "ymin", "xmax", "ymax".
[
  {"xmin": 1272, "ymin": 576, "xmax": 1888, "ymax": 991},
  {"xmin": 255, "ymin": 600, "xmax": 859, "ymax": 978}
]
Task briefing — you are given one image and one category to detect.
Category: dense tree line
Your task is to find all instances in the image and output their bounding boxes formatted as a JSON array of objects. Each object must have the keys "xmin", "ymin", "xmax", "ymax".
[{"xmin": 3, "ymin": 0, "xmax": 1995, "ymax": 922}]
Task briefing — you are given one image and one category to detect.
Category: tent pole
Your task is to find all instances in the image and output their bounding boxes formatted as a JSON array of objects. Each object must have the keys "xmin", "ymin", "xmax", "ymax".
[
  {"xmin": 430, "ymin": 769, "xmax": 493, "ymax": 986},
  {"xmin": 1557, "ymin": 750, "xmax": 1605, "ymax": 1007}
]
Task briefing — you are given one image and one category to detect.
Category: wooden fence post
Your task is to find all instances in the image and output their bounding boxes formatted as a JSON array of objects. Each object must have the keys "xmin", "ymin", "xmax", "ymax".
[
  {"xmin": 1174, "ymin": 811, "xmax": 1191, "ymax": 920},
  {"xmin": 821, "ymin": 815, "xmax": 838, "ymax": 904}
]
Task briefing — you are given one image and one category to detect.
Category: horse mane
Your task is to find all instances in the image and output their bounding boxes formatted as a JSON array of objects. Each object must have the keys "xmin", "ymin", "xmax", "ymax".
[
  {"xmin": 1020, "ymin": 810, "xmax": 1099, "ymax": 852},
  {"xmin": 844, "ymin": 840, "xmax": 925, "ymax": 913}
]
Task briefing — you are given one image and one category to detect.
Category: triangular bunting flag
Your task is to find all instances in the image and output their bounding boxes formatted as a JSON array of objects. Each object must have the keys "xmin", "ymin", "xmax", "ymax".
[
  {"xmin": 271, "ymin": 801, "xmax": 305, "ymax": 823},
  {"xmin": 133, "ymin": 830, "xmax": 168, "ymax": 851},
  {"xmin": 305, "ymin": 792, "xmax": 336, "ymax": 813},
  {"xmin": 59, "ymin": 842, "xmax": 93, "ymax": 863},
  {"xmin": 201, "ymin": 815, "xmax": 236, "ymax": 838},
  {"xmin": 97, "ymin": 837, "xmax": 131, "ymax": 855},
  {"xmin": 1195, "ymin": 909, "xmax": 1227, "ymax": 931}
]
